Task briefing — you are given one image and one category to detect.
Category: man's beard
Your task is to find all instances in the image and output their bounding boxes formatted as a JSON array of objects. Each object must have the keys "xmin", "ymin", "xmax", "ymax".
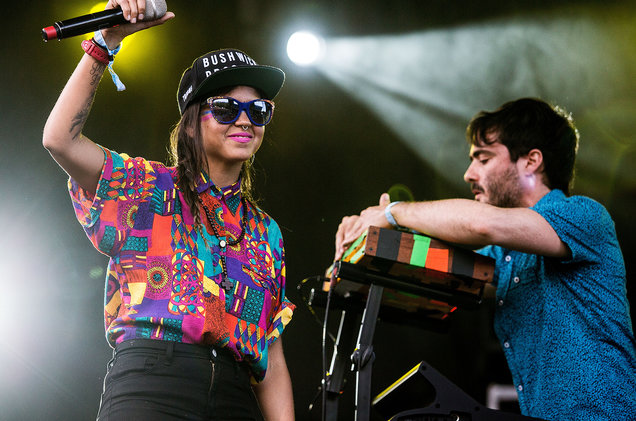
[{"xmin": 484, "ymin": 166, "xmax": 524, "ymax": 208}]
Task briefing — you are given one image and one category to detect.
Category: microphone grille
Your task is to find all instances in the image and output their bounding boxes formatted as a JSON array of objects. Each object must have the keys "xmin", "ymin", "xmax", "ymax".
[{"xmin": 144, "ymin": 0, "xmax": 168, "ymax": 20}]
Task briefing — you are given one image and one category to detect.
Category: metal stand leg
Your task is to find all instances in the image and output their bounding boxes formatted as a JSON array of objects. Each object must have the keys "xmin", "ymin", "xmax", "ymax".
[
  {"xmin": 352, "ymin": 283, "xmax": 384, "ymax": 421},
  {"xmin": 324, "ymin": 309, "xmax": 360, "ymax": 421}
]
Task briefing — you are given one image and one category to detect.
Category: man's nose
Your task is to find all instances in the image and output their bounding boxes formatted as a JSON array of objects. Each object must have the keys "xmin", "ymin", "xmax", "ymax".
[{"xmin": 464, "ymin": 161, "xmax": 477, "ymax": 183}]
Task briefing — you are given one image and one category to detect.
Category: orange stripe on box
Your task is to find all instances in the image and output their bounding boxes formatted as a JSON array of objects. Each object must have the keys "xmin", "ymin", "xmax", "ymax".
[{"xmin": 425, "ymin": 247, "xmax": 450, "ymax": 273}]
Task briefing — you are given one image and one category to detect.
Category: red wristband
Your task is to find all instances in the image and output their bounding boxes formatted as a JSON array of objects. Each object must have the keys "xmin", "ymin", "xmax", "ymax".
[{"xmin": 81, "ymin": 39, "xmax": 110, "ymax": 65}]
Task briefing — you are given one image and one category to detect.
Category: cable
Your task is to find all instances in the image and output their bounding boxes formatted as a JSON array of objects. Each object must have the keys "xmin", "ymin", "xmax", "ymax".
[{"xmin": 321, "ymin": 274, "xmax": 335, "ymax": 421}]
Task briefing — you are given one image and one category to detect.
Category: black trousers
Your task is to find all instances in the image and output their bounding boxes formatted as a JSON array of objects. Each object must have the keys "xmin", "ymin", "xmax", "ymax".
[{"xmin": 96, "ymin": 339, "xmax": 263, "ymax": 421}]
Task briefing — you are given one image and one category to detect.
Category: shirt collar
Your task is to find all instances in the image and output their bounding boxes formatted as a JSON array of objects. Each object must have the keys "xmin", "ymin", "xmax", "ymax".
[
  {"xmin": 194, "ymin": 171, "xmax": 242, "ymax": 200},
  {"xmin": 531, "ymin": 188, "xmax": 564, "ymax": 211}
]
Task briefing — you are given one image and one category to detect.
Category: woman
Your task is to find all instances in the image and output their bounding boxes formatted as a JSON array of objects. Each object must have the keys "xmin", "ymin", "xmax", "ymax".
[{"xmin": 42, "ymin": 1, "xmax": 295, "ymax": 420}]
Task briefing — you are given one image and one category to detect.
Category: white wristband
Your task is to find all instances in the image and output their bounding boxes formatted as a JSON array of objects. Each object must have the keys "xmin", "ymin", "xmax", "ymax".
[
  {"xmin": 384, "ymin": 201, "xmax": 402, "ymax": 228},
  {"xmin": 93, "ymin": 30, "xmax": 125, "ymax": 91}
]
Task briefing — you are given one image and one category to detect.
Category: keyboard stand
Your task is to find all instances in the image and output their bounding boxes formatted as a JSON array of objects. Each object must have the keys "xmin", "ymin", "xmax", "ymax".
[
  {"xmin": 323, "ymin": 307, "xmax": 359, "ymax": 421},
  {"xmin": 351, "ymin": 283, "xmax": 384, "ymax": 421}
]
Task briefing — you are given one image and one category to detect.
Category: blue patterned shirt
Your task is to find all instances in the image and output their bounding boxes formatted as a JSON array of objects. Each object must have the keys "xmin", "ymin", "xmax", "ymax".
[{"xmin": 479, "ymin": 189, "xmax": 636, "ymax": 420}]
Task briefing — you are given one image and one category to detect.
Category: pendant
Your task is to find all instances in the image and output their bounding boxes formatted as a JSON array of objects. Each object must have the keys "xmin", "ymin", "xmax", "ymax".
[
  {"xmin": 221, "ymin": 275, "xmax": 234, "ymax": 292},
  {"xmin": 219, "ymin": 239, "xmax": 227, "ymax": 248}
]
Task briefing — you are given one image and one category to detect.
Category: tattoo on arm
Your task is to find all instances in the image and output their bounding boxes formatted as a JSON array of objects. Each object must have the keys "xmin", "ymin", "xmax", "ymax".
[
  {"xmin": 69, "ymin": 100, "xmax": 89, "ymax": 140},
  {"xmin": 70, "ymin": 92, "xmax": 97, "ymax": 140},
  {"xmin": 89, "ymin": 61, "xmax": 105, "ymax": 86},
  {"xmin": 69, "ymin": 62, "xmax": 103, "ymax": 140}
]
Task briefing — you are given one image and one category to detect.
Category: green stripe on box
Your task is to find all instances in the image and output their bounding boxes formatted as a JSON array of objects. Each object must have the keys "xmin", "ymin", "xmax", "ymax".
[
  {"xmin": 345, "ymin": 231, "xmax": 368, "ymax": 263},
  {"xmin": 409, "ymin": 235, "xmax": 431, "ymax": 267}
]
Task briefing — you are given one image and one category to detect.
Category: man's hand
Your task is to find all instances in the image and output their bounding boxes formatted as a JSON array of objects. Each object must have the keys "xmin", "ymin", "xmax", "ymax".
[{"xmin": 334, "ymin": 193, "xmax": 392, "ymax": 261}]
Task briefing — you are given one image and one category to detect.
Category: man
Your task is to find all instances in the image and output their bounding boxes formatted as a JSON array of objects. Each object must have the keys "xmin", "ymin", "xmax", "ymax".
[{"xmin": 334, "ymin": 98, "xmax": 636, "ymax": 420}]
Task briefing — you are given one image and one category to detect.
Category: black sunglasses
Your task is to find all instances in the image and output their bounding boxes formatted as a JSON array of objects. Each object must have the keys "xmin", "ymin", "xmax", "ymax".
[{"xmin": 204, "ymin": 96, "xmax": 275, "ymax": 126}]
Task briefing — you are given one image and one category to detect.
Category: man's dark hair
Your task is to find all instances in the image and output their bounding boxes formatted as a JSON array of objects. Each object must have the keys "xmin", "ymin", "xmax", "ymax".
[{"xmin": 466, "ymin": 97, "xmax": 579, "ymax": 195}]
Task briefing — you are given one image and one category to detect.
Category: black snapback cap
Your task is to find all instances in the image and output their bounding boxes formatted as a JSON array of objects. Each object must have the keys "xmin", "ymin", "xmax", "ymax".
[{"xmin": 177, "ymin": 48, "xmax": 285, "ymax": 115}]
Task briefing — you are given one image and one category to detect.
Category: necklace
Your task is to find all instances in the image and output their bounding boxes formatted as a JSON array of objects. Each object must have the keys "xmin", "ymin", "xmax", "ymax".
[{"xmin": 201, "ymin": 196, "xmax": 248, "ymax": 292}]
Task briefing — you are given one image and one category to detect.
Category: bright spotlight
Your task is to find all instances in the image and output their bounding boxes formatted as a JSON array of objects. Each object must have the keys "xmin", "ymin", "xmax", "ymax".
[{"xmin": 287, "ymin": 31, "xmax": 324, "ymax": 66}]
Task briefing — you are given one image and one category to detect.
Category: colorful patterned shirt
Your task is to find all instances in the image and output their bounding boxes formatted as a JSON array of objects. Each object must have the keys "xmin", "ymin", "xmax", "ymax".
[
  {"xmin": 479, "ymin": 189, "xmax": 636, "ymax": 420},
  {"xmin": 68, "ymin": 147, "xmax": 294, "ymax": 381}
]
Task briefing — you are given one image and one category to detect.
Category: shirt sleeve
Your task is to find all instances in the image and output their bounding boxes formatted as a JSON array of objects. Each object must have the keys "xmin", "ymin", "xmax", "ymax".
[
  {"xmin": 533, "ymin": 194, "xmax": 619, "ymax": 265},
  {"xmin": 67, "ymin": 147, "xmax": 155, "ymax": 257},
  {"xmin": 263, "ymin": 219, "xmax": 295, "ymax": 345}
]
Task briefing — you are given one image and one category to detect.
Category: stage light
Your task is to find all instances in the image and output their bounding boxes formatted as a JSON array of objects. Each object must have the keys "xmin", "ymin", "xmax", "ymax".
[
  {"xmin": 89, "ymin": 2, "xmax": 108, "ymax": 14},
  {"xmin": 287, "ymin": 31, "xmax": 324, "ymax": 66},
  {"xmin": 311, "ymin": 8, "xmax": 636, "ymax": 195},
  {"xmin": 83, "ymin": 2, "xmax": 168, "ymax": 81}
]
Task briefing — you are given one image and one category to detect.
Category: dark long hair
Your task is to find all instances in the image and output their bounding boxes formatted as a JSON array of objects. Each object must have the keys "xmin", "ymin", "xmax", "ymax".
[
  {"xmin": 466, "ymin": 98, "xmax": 579, "ymax": 195},
  {"xmin": 168, "ymin": 94, "xmax": 257, "ymax": 229}
]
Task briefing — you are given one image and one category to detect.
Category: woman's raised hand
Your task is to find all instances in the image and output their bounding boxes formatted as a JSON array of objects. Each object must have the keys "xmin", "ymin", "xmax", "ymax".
[{"xmin": 101, "ymin": 0, "xmax": 175, "ymax": 49}]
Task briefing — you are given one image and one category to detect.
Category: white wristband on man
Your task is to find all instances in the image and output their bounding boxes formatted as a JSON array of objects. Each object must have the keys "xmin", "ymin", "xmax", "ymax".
[{"xmin": 384, "ymin": 201, "xmax": 402, "ymax": 228}]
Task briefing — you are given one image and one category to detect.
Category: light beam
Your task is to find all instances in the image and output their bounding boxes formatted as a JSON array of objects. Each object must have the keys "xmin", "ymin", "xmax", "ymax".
[{"xmin": 312, "ymin": 6, "xmax": 636, "ymax": 201}]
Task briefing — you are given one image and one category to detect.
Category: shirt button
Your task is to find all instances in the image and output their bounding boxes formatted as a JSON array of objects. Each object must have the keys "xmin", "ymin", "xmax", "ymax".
[
  {"xmin": 504, "ymin": 341, "xmax": 510, "ymax": 348},
  {"xmin": 513, "ymin": 276, "xmax": 520, "ymax": 283},
  {"xmin": 505, "ymin": 255, "xmax": 512, "ymax": 262},
  {"xmin": 498, "ymin": 299, "xmax": 504, "ymax": 306},
  {"xmin": 517, "ymin": 385, "xmax": 523, "ymax": 392}
]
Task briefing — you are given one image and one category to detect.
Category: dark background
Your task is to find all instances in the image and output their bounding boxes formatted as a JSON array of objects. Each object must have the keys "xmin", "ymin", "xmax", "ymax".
[{"xmin": 1, "ymin": 1, "xmax": 634, "ymax": 420}]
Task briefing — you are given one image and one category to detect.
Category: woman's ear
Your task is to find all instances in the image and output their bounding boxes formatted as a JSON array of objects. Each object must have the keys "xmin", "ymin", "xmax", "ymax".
[{"xmin": 185, "ymin": 124, "xmax": 195, "ymax": 138}]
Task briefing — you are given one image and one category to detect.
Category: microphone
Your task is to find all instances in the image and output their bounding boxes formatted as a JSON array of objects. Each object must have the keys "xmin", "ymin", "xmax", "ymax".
[{"xmin": 41, "ymin": 0, "xmax": 167, "ymax": 41}]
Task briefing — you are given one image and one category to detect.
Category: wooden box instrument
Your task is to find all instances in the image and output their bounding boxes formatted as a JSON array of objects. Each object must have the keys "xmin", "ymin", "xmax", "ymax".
[{"xmin": 326, "ymin": 226, "xmax": 495, "ymax": 320}]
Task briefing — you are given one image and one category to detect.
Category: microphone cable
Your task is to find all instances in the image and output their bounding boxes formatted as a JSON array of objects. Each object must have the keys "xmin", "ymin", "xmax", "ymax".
[{"xmin": 321, "ymin": 273, "xmax": 335, "ymax": 421}]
